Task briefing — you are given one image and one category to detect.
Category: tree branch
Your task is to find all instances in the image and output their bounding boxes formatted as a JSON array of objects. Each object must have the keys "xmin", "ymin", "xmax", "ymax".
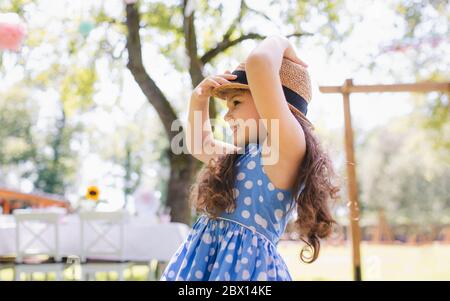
[
  {"xmin": 201, "ymin": 31, "xmax": 312, "ymax": 64},
  {"xmin": 183, "ymin": 0, "xmax": 204, "ymax": 87},
  {"xmin": 246, "ymin": 3, "xmax": 273, "ymax": 22},
  {"xmin": 201, "ymin": 33, "xmax": 264, "ymax": 64},
  {"xmin": 286, "ymin": 32, "xmax": 313, "ymax": 38},
  {"xmin": 222, "ymin": 0, "xmax": 247, "ymax": 42},
  {"xmin": 182, "ymin": 0, "xmax": 218, "ymax": 120},
  {"xmin": 125, "ymin": 3, "xmax": 179, "ymax": 141}
]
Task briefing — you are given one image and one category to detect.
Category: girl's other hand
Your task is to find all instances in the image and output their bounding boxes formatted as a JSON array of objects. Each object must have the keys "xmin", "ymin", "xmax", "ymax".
[{"xmin": 191, "ymin": 72, "xmax": 237, "ymax": 100}]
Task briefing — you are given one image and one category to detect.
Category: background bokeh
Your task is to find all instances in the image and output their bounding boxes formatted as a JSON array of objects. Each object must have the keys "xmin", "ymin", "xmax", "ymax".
[{"xmin": 0, "ymin": 0, "xmax": 449, "ymax": 280}]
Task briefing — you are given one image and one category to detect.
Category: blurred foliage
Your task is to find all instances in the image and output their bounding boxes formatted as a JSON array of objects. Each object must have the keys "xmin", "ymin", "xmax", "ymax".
[
  {"xmin": 33, "ymin": 113, "xmax": 80, "ymax": 195},
  {"xmin": 0, "ymin": 84, "xmax": 80, "ymax": 195},
  {"xmin": 359, "ymin": 115, "xmax": 450, "ymax": 230},
  {"xmin": 418, "ymin": 93, "xmax": 449, "ymax": 153},
  {"xmin": 1, "ymin": 0, "xmax": 32, "ymax": 15},
  {"xmin": 390, "ymin": 0, "xmax": 449, "ymax": 139},
  {"xmin": 60, "ymin": 67, "xmax": 98, "ymax": 118},
  {"xmin": 0, "ymin": 87, "xmax": 36, "ymax": 165},
  {"xmin": 122, "ymin": 0, "xmax": 347, "ymax": 72},
  {"xmin": 0, "ymin": 0, "xmax": 447, "ymax": 225},
  {"xmin": 394, "ymin": 0, "xmax": 448, "ymax": 38}
]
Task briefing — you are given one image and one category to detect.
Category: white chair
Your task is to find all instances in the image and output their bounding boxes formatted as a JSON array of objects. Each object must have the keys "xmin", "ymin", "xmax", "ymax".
[
  {"xmin": 13, "ymin": 210, "xmax": 65, "ymax": 280},
  {"xmin": 79, "ymin": 210, "xmax": 130, "ymax": 281}
]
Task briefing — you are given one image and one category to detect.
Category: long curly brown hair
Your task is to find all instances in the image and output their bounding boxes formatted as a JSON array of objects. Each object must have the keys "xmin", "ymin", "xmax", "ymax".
[{"xmin": 189, "ymin": 104, "xmax": 340, "ymax": 263}]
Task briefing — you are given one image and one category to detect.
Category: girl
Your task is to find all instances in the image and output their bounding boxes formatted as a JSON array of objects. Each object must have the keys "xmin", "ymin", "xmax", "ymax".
[{"xmin": 161, "ymin": 35, "xmax": 339, "ymax": 281}]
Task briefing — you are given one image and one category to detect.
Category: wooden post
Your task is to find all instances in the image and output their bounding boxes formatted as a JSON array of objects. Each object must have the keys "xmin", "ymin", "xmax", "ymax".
[
  {"xmin": 342, "ymin": 79, "xmax": 362, "ymax": 281},
  {"xmin": 319, "ymin": 79, "xmax": 449, "ymax": 281}
]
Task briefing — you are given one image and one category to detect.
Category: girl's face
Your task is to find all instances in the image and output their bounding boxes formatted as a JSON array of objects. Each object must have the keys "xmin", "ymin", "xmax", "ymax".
[{"xmin": 224, "ymin": 90, "xmax": 263, "ymax": 146}]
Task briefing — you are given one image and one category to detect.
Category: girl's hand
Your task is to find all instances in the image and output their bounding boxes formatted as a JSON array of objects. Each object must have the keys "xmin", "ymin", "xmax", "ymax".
[
  {"xmin": 192, "ymin": 72, "xmax": 237, "ymax": 100},
  {"xmin": 276, "ymin": 36, "xmax": 308, "ymax": 68}
]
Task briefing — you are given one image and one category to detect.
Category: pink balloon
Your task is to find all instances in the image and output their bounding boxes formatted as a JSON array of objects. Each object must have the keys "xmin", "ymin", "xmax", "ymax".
[{"xmin": 0, "ymin": 14, "xmax": 26, "ymax": 52}]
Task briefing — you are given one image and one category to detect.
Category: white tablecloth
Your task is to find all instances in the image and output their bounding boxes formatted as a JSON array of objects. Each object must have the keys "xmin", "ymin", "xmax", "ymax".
[{"xmin": 0, "ymin": 214, "xmax": 190, "ymax": 262}]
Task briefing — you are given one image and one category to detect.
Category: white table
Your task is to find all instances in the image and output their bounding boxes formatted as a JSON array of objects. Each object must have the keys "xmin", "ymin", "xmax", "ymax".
[{"xmin": 0, "ymin": 214, "xmax": 189, "ymax": 262}]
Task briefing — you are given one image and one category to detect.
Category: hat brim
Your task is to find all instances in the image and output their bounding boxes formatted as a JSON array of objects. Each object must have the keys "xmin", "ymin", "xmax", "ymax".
[
  {"xmin": 211, "ymin": 83, "xmax": 314, "ymax": 129},
  {"xmin": 211, "ymin": 83, "xmax": 250, "ymax": 100}
]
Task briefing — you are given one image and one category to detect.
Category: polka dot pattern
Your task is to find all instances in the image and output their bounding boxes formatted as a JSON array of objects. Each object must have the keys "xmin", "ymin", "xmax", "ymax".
[
  {"xmin": 202, "ymin": 233, "xmax": 212, "ymax": 244},
  {"xmin": 247, "ymin": 161, "xmax": 256, "ymax": 170},
  {"xmin": 274, "ymin": 209, "xmax": 283, "ymax": 221},
  {"xmin": 195, "ymin": 270, "xmax": 203, "ymax": 279},
  {"xmin": 244, "ymin": 180, "xmax": 253, "ymax": 189},
  {"xmin": 254, "ymin": 214, "xmax": 268, "ymax": 229},
  {"xmin": 257, "ymin": 272, "xmax": 267, "ymax": 281},
  {"xmin": 160, "ymin": 143, "xmax": 295, "ymax": 281},
  {"xmin": 277, "ymin": 192, "xmax": 285, "ymax": 201},
  {"xmin": 237, "ymin": 172, "xmax": 245, "ymax": 181}
]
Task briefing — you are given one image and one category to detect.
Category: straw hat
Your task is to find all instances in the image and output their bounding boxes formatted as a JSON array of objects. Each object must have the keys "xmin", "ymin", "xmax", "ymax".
[{"xmin": 211, "ymin": 57, "xmax": 313, "ymax": 127}]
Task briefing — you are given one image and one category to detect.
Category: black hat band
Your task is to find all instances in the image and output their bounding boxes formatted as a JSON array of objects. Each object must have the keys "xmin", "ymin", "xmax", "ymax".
[{"xmin": 230, "ymin": 70, "xmax": 308, "ymax": 116}]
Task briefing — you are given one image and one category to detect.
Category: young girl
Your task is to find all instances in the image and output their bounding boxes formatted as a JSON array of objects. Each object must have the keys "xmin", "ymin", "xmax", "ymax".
[{"xmin": 161, "ymin": 35, "xmax": 339, "ymax": 281}]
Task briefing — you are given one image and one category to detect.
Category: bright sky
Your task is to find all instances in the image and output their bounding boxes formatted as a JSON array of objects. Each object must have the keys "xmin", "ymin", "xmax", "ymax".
[{"xmin": 1, "ymin": 0, "xmax": 447, "ymax": 210}]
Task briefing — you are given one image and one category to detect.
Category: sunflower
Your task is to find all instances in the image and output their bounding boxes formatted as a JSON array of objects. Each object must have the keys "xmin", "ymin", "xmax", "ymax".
[{"xmin": 86, "ymin": 186, "xmax": 99, "ymax": 201}]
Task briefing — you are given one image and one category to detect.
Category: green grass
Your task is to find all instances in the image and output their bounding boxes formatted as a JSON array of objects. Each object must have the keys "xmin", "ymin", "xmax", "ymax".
[
  {"xmin": 1, "ymin": 243, "xmax": 449, "ymax": 280},
  {"xmin": 278, "ymin": 241, "xmax": 450, "ymax": 280},
  {"xmin": 0, "ymin": 262, "xmax": 159, "ymax": 281}
]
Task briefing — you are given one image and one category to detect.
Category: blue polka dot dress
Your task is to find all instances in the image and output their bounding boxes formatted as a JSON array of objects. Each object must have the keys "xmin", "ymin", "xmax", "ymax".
[{"xmin": 160, "ymin": 143, "xmax": 305, "ymax": 281}]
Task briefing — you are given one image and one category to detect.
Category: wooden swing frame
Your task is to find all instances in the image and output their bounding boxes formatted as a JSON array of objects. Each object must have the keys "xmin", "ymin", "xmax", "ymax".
[{"xmin": 319, "ymin": 79, "xmax": 450, "ymax": 281}]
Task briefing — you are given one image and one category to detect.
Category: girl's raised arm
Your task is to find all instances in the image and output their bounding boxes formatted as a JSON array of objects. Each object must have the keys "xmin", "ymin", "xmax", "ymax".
[
  {"xmin": 186, "ymin": 74, "xmax": 238, "ymax": 164},
  {"xmin": 245, "ymin": 36, "xmax": 307, "ymax": 166}
]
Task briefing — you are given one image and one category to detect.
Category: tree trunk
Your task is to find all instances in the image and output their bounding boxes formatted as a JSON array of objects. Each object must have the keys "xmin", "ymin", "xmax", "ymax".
[
  {"xmin": 166, "ymin": 153, "xmax": 199, "ymax": 224},
  {"xmin": 125, "ymin": 3, "xmax": 195, "ymax": 225},
  {"xmin": 124, "ymin": 1, "xmax": 296, "ymax": 225}
]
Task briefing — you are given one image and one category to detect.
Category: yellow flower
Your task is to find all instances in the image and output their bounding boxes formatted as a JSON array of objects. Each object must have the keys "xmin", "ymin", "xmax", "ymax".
[{"xmin": 86, "ymin": 186, "xmax": 99, "ymax": 201}]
